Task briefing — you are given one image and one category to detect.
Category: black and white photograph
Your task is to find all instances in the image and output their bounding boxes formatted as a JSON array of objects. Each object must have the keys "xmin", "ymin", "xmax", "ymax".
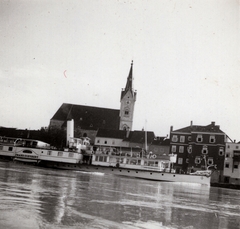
[{"xmin": 0, "ymin": 0, "xmax": 239, "ymax": 228}]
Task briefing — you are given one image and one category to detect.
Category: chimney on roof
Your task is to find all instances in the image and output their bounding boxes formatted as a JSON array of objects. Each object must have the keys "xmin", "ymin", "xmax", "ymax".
[
  {"xmin": 170, "ymin": 126, "xmax": 173, "ymax": 132},
  {"xmin": 211, "ymin": 121, "xmax": 215, "ymax": 126},
  {"xmin": 190, "ymin": 121, "xmax": 193, "ymax": 127}
]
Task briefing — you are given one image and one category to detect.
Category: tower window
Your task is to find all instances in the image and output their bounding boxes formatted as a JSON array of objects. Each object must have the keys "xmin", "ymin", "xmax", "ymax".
[{"xmin": 124, "ymin": 110, "xmax": 129, "ymax": 116}]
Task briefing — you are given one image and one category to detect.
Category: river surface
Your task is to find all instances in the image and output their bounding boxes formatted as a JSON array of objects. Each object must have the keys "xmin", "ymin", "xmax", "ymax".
[{"xmin": 0, "ymin": 161, "xmax": 239, "ymax": 229}]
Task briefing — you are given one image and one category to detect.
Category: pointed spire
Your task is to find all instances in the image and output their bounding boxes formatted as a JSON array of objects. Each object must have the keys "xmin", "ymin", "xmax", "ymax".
[{"xmin": 125, "ymin": 60, "xmax": 133, "ymax": 91}]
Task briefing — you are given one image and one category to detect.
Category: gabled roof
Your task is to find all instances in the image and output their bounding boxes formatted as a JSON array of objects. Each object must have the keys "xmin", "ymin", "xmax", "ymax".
[
  {"xmin": 172, "ymin": 122, "xmax": 224, "ymax": 134},
  {"xmin": 51, "ymin": 103, "xmax": 120, "ymax": 130},
  {"xmin": 127, "ymin": 130, "xmax": 155, "ymax": 144},
  {"xmin": 151, "ymin": 137, "xmax": 170, "ymax": 146},
  {"xmin": 96, "ymin": 129, "xmax": 127, "ymax": 139}
]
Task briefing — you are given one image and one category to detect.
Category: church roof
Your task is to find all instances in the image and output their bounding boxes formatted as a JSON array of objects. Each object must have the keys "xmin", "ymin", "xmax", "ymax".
[
  {"xmin": 96, "ymin": 129, "xmax": 127, "ymax": 139},
  {"xmin": 51, "ymin": 103, "xmax": 120, "ymax": 130},
  {"xmin": 120, "ymin": 61, "xmax": 137, "ymax": 100}
]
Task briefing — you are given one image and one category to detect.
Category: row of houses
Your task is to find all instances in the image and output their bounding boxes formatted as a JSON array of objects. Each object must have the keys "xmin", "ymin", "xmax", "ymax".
[{"xmin": 90, "ymin": 121, "xmax": 239, "ymax": 186}]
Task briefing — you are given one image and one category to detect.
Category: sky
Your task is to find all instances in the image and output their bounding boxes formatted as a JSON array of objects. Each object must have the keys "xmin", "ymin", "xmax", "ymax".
[{"xmin": 0, "ymin": 0, "xmax": 239, "ymax": 140}]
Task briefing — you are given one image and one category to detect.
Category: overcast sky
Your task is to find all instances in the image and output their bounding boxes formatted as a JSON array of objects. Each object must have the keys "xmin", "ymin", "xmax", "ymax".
[{"xmin": 0, "ymin": 0, "xmax": 239, "ymax": 140}]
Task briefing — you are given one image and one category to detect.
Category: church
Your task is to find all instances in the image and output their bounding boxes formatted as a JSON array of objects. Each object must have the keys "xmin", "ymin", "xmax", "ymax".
[{"xmin": 49, "ymin": 62, "xmax": 137, "ymax": 143}]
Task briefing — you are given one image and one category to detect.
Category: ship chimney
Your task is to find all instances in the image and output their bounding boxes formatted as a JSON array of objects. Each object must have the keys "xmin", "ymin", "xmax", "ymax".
[{"xmin": 67, "ymin": 119, "xmax": 74, "ymax": 147}]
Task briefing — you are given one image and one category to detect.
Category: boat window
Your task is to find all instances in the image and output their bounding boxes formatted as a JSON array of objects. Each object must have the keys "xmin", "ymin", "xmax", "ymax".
[
  {"xmin": 69, "ymin": 152, "xmax": 74, "ymax": 157},
  {"xmin": 22, "ymin": 150, "xmax": 32, "ymax": 154},
  {"xmin": 47, "ymin": 151, "xmax": 52, "ymax": 156},
  {"xmin": 8, "ymin": 147, "xmax": 13, "ymax": 151},
  {"xmin": 58, "ymin": 152, "xmax": 63, "ymax": 156}
]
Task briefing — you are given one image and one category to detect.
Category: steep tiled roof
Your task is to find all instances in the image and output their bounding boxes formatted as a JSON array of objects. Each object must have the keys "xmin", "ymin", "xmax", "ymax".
[
  {"xmin": 127, "ymin": 131, "xmax": 155, "ymax": 144},
  {"xmin": 172, "ymin": 122, "xmax": 224, "ymax": 134},
  {"xmin": 96, "ymin": 129, "xmax": 127, "ymax": 139},
  {"xmin": 51, "ymin": 103, "xmax": 120, "ymax": 130},
  {"xmin": 151, "ymin": 138, "xmax": 170, "ymax": 146}
]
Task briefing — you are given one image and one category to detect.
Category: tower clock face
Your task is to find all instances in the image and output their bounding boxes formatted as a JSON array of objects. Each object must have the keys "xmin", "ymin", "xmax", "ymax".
[{"xmin": 125, "ymin": 100, "xmax": 131, "ymax": 105}]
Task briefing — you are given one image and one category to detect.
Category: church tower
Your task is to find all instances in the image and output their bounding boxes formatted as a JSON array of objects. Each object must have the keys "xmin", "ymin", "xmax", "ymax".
[{"xmin": 119, "ymin": 61, "xmax": 137, "ymax": 131}]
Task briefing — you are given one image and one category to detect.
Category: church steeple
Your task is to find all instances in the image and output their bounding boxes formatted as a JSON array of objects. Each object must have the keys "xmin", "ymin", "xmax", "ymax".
[
  {"xmin": 121, "ymin": 60, "xmax": 136, "ymax": 100},
  {"xmin": 119, "ymin": 61, "xmax": 137, "ymax": 131}
]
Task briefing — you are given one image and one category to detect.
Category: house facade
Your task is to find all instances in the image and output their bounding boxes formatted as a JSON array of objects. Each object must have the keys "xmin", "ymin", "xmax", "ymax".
[
  {"xmin": 170, "ymin": 121, "xmax": 226, "ymax": 177},
  {"xmin": 224, "ymin": 142, "xmax": 240, "ymax": 185}
]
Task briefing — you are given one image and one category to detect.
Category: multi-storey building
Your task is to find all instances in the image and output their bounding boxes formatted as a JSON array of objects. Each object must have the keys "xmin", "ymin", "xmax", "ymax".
[
  {"xmin": 224, "ymin": 142, "xmax": 240, "ymax": 186},
  {"xmin": 170, "ymin": 121, "xmax": 226, "ymax": 176}
]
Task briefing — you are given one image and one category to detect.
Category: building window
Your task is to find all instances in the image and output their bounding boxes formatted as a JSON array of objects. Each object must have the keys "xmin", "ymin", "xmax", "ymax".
[
  {"xmin": 179, "ymin": 146, "xmax": 184, "ymax": 153},
  {"xmin": 225, "ymin": 153, "xmax": 229, "ymax": 158},
  {"xmin": 104, "ymin": 141, "xmax": 107, "ymax": 144},
  {"xmin": 207, "ymin": 158, "xmax": 214, "ymax": 165},
  {"xmin": 219, "ymin": 147, "xmax": 224, "ymax": 156},
  {"xmin": 188, "ymin": 136, "xmax": 191, "ymax": 141},
  {"xmin": 171, "ymin": 145, "xmax": 176, "ymax": 153},
  {"xmin": 97, "ymin": 139, "xmax": 100, "ymax": 143},
  {"xmin": 236, "ymin": 146, "xmax": 239, "ymax": 149},
  {"xmin": 178, "ymin": 158, "xmax": 183, "ymax": 164},
  {"xmin": 209, "ymin": 135, "xmax": 216, "ymax": 143},
  {"xmin": 172, "ymin": 135, "xmax": 178, "ymax": 142},
  {"xmin": 234, "ymin": 163, "xmax": 238, "ymax": 169},
  {"xmin": 227, "ymin": 145, "xmax": 230, "ymax": 148},
  {"xmin": 180, "ymin": 136, "xmax": 185, "ymax": 143},
  {"xmin": 225, "ymin": 163, "xmax": 229, "ymax": 168},
  {"xmin": 186, "ymin": 158, "xmax": 189, "ymax": 163},
  {"xmin": 195, "ymin": 156, "xmax": 201, "ymax": 164},
  {"xmin": 187, "ymin": 145, "xmax": 192, "ymax": 154},
  {"xmin": 196, "ymin": 135, "xmax": 203, "ymax": 142},
  {"xmin": 202, "ymin": 145, "xmax": 208, "ymax": 154},
  {"xmin": 112, "ymin": 140, "xmax": 115, "ymax": 145}
]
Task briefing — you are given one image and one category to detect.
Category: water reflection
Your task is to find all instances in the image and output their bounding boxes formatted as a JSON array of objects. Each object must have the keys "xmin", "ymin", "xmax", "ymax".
[{"xmin": 0, "ymin": 161, "xmax": 239, "ymax": 229}]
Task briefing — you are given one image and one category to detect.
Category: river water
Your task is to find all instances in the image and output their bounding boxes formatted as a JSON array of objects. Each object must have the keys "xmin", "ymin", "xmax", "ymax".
[{"xmin": 0, "ymin": 161, "xmax": 239, "ymax": 229}]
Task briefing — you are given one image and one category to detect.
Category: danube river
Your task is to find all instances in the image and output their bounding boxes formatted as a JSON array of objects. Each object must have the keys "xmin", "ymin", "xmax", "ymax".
[{"xmin": 0, "ymin": 161, "xmax": 239, "ymax": 229}]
